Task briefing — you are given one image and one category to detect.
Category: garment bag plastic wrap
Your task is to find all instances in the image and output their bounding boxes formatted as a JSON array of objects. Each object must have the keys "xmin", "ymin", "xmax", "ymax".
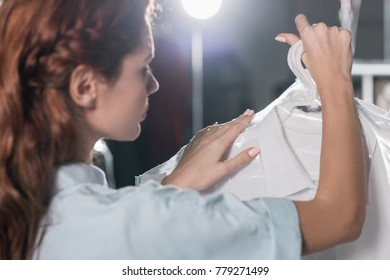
[{"xmin": 137, "ymin": 41, "xmax": 390, "ymax": 259}]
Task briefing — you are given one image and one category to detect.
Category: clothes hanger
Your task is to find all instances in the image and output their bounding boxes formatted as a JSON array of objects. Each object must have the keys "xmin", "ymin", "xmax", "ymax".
[{"xmin": 277, "ymin": 40, "xmax": 322, "ymax": 122}]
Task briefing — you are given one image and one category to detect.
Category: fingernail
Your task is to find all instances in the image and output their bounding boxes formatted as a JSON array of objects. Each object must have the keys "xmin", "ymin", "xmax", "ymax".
[
  {"xmin": 243, "ymin": 109, "xmax": 254, "ymax": 116},
  {"xmin": 275, "ymin": 36, "xmax": 287, "ymax": 43},
  {"xmin": 248, "ymin": 147, "xmax": 260, "ymax": 158}
]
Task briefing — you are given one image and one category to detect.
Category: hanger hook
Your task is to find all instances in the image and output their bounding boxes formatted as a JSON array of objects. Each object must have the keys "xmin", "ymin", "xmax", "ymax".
[{"xmin": 287, "ymin": 40, "xmax": 320, "ymax": 105}]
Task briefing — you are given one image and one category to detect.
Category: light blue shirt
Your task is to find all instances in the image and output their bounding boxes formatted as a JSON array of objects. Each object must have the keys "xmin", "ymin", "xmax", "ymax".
[{"xmin": 33, "ymin": 163, "xmax": 301, "ymax": 259}]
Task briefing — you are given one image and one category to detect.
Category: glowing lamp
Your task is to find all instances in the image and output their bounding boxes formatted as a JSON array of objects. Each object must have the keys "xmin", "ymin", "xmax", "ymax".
[{"xmin": 181, "ymin": 0, "xmax": 222, "ymax": 20}]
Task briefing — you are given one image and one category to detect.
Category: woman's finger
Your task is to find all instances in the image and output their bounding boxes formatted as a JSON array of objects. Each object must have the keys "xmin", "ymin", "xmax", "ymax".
[
  {"xmin": 193, "ymin": 122, "xmax": 220, "ymax": 139},
  {"xmin": 275, "ymin": 14, "xmax": 311, "ymax": 46},
  {"xmin": 295, "ymin": 14, "xmax": 311, "ymax": 37},
  {"xmin": 275, "ymin": 33, "xmax": 301, "ymax": 46},
  {"xmin": 213, "ymin": 110, "xmax": 254, "ymax": 148},
  {"xmin": 221, "ymin": 147, "xmax": 260, "ymax": 176}
]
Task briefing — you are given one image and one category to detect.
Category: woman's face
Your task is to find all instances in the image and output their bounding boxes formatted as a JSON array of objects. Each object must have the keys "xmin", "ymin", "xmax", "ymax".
[{"xmin": 92, "ymin": 24, "xmax": 159, "ymax": 141}]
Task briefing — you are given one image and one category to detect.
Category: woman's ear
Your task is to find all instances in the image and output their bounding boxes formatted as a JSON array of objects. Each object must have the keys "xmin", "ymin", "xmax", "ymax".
[{"xmin": 69, "ymin": 65, "xmax": 99, "ymax": 109}]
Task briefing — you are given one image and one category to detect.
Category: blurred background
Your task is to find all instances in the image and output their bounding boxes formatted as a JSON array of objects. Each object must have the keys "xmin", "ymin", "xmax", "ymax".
[{"xmin": 98, "ymin": 0, "xmax": 386, "ymax": 188}]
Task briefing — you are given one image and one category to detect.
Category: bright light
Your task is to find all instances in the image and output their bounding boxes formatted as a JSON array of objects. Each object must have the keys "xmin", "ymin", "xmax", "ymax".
[{"xmin": 181, "ymin": 0, "xmax": 222, "ymax": 20}]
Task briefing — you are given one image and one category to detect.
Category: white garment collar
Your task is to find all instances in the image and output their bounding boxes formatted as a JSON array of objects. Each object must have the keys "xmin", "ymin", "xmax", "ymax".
[{"xmin": 253, "ymin": 107, "xmax": 317, "ymax": 197}]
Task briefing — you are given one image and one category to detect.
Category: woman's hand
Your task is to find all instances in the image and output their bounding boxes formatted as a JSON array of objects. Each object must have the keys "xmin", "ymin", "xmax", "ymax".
[
  {"xmin": 275, "ymin": 14, "xmax": 353, "ymax": 99},
  {"xmin": 162, "ymin": 109, "xmax": 260, "ymax": 191}
]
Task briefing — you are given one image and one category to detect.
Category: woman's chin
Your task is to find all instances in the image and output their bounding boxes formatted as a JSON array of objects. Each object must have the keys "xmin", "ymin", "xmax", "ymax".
[
  {"xmin": 128, "ymin": 124, "xmax": 142, "ymax": 141},
  {"xmin": 107, "ymin": 125, "xmax": 142, "ymax": 142}
]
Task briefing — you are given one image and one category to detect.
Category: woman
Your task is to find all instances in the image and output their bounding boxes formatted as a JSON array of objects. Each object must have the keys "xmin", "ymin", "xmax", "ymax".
[{"xmin": 0, "ymin": 0, "xmax": 364, "ymax": 259}]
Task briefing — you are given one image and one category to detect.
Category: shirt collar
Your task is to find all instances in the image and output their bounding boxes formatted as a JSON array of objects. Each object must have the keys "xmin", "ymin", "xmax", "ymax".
[
  {"xmin": 55, "ymin": 163, "xmax": 108, "ymax": 190},
  {"xmin": 253, "ymin": 106, "xmax": 316, "ymax": 197}
]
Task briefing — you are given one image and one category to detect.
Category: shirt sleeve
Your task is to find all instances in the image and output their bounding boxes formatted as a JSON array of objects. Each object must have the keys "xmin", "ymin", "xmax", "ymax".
[
  {"xmin": 118, "ymin": 181, "xmax": 302, "ymax": 259},
  {"xmin": 36, "ymin": 180, "xmax": 301, "ymax": 259}
]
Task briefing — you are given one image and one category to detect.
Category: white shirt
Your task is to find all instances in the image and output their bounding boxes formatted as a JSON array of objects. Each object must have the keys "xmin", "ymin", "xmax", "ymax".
[
  {"xmin": 137, "ymin": 81, "xmax": 323, "ymax": 201},
  {"xmin": 33, "ymin": 163, "xmax": 301, "ymax": 259}
]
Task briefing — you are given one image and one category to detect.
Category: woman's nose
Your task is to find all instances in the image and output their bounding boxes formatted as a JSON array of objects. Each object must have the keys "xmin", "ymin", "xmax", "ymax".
[{"xmin": 147, "ymin": 73, "xmax": 159, "ymax": 95}]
